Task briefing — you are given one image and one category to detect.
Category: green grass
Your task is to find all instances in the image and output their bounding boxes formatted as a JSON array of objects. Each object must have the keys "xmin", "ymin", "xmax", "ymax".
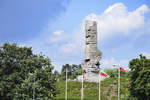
[{"xmin": 55, "ymin": 77, "xmax": 129, "ymax": 100}]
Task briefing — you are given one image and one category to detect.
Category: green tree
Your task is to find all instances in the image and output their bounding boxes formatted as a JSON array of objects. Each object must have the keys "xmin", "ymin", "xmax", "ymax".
[
  {"xmin": 0, "ymin": 43, "xmax": 57, "ymax": 100},
  {"xmin": 61, "ymin": 64, "xmax": 82, "ymax": 80},
  {"xmin": 71, "ymin": 64, "xmax": 82, "ymax": 79},
  {"xmin": 61, "ymin": 64, "xmax": 72, "ymax": 76},
  {"xmin": 54, "ymin": 70, "xmax": 60, "ymax": 81},
  {"xmin": 128, "ymin": 54, "xmax": 150, "ymax": 100}
]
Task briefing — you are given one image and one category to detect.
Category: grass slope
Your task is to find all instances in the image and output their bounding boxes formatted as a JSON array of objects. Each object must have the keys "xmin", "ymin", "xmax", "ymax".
[{"xmin": 55, "ymin": 77, "xmax": 129, "ymax": 100}]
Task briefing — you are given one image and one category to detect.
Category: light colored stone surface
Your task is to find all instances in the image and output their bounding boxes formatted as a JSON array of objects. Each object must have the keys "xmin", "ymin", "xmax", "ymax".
[
  {"xmin": 77, "ymin": 20, "xmax": 102, "ymax": 83},
  {"xmin": 85, "ymin": 20, "xmax": 101, "ymax": 62},
  {"xmin": 76, "ymin": 74, "xmax": 107, "ymax": 82}
]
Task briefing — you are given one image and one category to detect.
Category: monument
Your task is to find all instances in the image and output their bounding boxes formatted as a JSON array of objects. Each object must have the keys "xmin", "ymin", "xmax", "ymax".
[{"xmin": 77, "ymin": 20, "xmax": 102, "ymax": 82}]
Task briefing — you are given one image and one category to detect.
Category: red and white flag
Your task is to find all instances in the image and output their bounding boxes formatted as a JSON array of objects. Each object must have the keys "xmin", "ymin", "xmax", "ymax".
[
  {"xmin": 82, "ymin": 70, "xmax": 86, "ymax": 80},
  {"xmin": 100, "ymin": 72, "xmax": 107, "ymax": 77},
  {"xmin": 82, "ymin": 70, "xmax": 86, "ymax": 74},
  {"xmin": 120, "ymin": 67, "xmax": 126, "ymax": 72},
  {"xmin": 66, "ymin": 71, "xmax": 68, "ymax": 76}
]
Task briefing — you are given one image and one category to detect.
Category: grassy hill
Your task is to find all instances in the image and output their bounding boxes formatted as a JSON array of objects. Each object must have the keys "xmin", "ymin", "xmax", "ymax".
[{"xmin": 54, "ymin": 77, "xmax": 129, "ymax": 100}]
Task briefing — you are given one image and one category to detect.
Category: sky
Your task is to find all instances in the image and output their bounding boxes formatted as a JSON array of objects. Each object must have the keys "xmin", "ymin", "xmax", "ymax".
[{"xmin": 0, "ymin": 0, "xmax": 150, "ymax": 72}]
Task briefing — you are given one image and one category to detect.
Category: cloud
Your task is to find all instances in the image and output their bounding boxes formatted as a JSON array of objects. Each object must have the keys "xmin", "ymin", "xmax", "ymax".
[
  {"xmin": 59, "ymin": 30, "xmax": 85, "ymax": 56},
  {"xmin": 50, "ymin": 3, "xmax": 150, "ymax": 71},
  {"xmin": 59, "ymin": 3, "xmax": 150, "ymax": 53},
  {"xmin": 142, "ymin": 52, "xmax": 150, "ymax": 58},
  {"xmin": 20, "ymin": 3, "xmax": 150, "ymax": 71},
  {"xmin": 85, "ymin": 3, "xmax": 150, "ymax": 40},
  {"xmin": 47, "ymin": 30, "xmax": 68, "ymax": 43},
  {"xmin": 53, "ymin": 30, "xmax": 64, "ymax": 36},
  {"xmin": 101, "ymin": 58, "xmax": 129, "ymax": 70},
  {"xmin": 58, "ymin": 3, "xmax": 150, "ymax": 60}
]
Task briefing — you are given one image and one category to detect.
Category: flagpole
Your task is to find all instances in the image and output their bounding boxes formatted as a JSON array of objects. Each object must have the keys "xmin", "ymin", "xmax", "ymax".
[
  {"xmin": 81, "ymin": 73, "xmax": 84, "ymax": 100},
  {"xmin": 99, "ymin": 71, "xmax": 101, "ymax": 100},
  {"xmin": 65, "ymin": 68, "xmax": 67, "ymax": 100},
  {"xmin": 113, "ymin": 64, "xmax": 120, "ymax": 100},
  {"xmin": 118, "ymin": 64, "xmax": 120, "ymax": 100}
]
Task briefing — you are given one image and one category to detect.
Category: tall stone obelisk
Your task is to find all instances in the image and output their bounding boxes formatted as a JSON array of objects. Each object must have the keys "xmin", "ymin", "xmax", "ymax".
[{"xmin": 78, "ymin": 20, "xmax": 102, "ymax": 82}]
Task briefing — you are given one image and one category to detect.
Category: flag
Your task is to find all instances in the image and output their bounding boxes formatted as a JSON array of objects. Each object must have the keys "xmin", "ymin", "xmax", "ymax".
[
  {"xmin": 82, "ymin": 70, "xmax": 86, "ymax": 80},
  {"xmin": 82, "ymin": 70, "xmax": 86, "ymax": 74},
  {"xmin": 66, "ymin": 71, "xmax": 68, "ymax": 76},
  {"xmin": 120, "ymin": 67, "xmax": 126, "ymax": 72},
  {"xmin": 100, "ymin": 72, "xmax": 107, "ymax": 77}
]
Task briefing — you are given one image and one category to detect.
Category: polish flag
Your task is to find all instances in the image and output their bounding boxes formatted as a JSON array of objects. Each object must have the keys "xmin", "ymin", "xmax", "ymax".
[
  {"xmin": 66, "ymin": 71, "xmax": 68, "ymax": 76},
  {"xmin": 82, "ymin": 70, "xmax": 86, "ymax": 74},
  {"xmin": 82, "ymin": 70, "xmax": 86, "ymax": 80},
  {"xmin": 100, "ymin": 72, "xmax": 107, "ymax": 77},
  {"xmin": 120, "ymin": 67, "xmax": 126, "ymax": 72}
]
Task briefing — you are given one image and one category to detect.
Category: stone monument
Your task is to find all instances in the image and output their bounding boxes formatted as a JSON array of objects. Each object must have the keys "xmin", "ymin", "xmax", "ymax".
[{"xmin": 77, "ymin": 20, "xmax": 102, "ymax": 82}]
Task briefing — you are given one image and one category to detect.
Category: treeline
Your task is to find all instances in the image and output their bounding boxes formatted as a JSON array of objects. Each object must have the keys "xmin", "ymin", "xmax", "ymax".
[
  {"xmin": 54, "ymin": 64, "xmax": 82, "ymax": 81},
  {"xmin": 128, "ymin": 55, "xmax": 150, "ymax": 99},
  {"xmin": 0, "ymin": 43, "xmax": 57, "ymax": 100},
  {"xmin": 103, "ymin": 55, "xmax": 150, "ymax": 99},
  {"xmin": 0, "ymin": 43, "xmax": 150, "ymax": 100},
  {"xmin": 54, "ymin": 56, "xmax": 150, "ymax": 99}
]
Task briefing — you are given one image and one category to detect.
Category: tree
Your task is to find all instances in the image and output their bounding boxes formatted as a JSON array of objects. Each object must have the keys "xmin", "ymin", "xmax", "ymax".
[
  {"xmin": 61, "ymin": 64, "xmax": 72, "ymax": 76},
  {"xmin": 128, "ymin": 54, "xmax": 150, "ymax": 100},
  {"xmin": 54, "ymin": 70, "xmax": 60, "ymax": 81},
  {"xmin": 71, "ymin": 64, "xmax": 82, "ymax": 79},
  {"xmin": 61, "ymin": 64, "xmax": 82, "ymax": 80},
  {"xmin": 0, "ymin": 43, "xmax": 57, "ymax": 100}
]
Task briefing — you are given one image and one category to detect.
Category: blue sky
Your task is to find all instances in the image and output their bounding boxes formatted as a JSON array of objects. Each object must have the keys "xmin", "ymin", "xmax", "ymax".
[{"xmin": 0, "ymin": 0, "xmax": 150, "ymax": 71}]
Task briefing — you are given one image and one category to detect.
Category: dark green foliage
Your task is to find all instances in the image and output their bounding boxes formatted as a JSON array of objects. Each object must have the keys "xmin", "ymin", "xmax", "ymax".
[
  {"xmin": 0, "ymin": 43, "xmax": 57, "ymax": 100},
  {"xmin": 61, "ymin": 64, "xmax": 72, "ymax": 76},
  {"xmin": 71, "ymin": 64, "xmax": 82, "ymax": 78},
  {"xmin": 128, "ymin": 54, "xmax": 150, "ymax": 100},
  {"xmin": 61, "ymin": 64, "xmax": 82, "ymax": 80},
  {"xmin": 54, "ymin": 70, "xmax": 61, "ymax": 81}
]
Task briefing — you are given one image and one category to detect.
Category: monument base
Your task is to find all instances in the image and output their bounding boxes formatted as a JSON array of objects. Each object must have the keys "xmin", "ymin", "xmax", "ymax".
[{"xmin": 76, "ymin": 72, "xmax": 106, "ymax": 83}]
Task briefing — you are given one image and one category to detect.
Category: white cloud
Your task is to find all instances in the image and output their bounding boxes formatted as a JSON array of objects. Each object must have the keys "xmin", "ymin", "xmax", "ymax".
[
  {"xmin": 85, "ymin": 3, "xmax": 150, "ymax": 40},
  {"xmin": 53, "ymin": 30, "xmax": 64, "ymax": 36},
  {"xmin": 59, "ymin": 30, "xmax": 85, "ymax": 56},
  {"xmin": 47, "ymin": 30, "xmax": 68, "ymax": 43},
  {"xmin": 101, "ymin": 58, "xmax": 129, "ymax": 70},
  {"xmin": 20, "ymin": 3, "xmax": 150, "ymax": 72},
  {"xmin": 60, "ymin": 43, "xmax": 78, "ymax": 54},
  {"xmin": 101, "ymin": 58, "xmax": 117, "ymax": 68},
  {"xmin": 50, "ymin": 3, "xmax": 150, "ymax": 70},
  {"xmin": 59, "ymin": 3, "xmax": 150, "ymax": 60},
  {"xmin": 142, "ymin": 52, "xmax": 150, "ymax": 58}
]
